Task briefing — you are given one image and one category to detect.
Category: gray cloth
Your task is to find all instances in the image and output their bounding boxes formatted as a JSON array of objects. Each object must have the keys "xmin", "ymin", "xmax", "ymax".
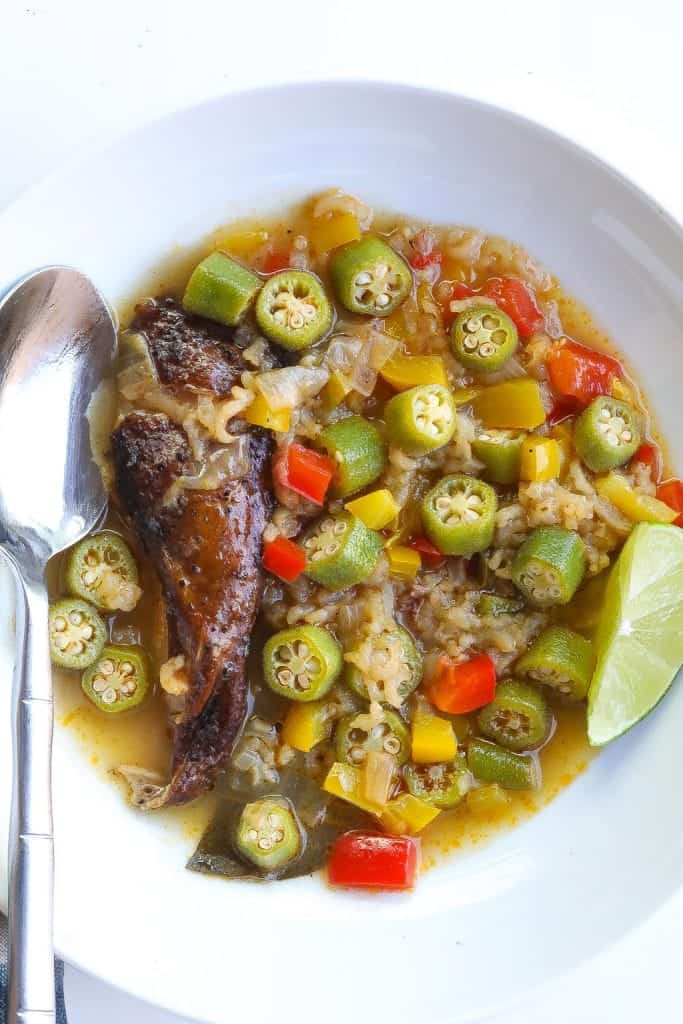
[{"xmin": 0, "ymin": 916, "xmax": 67, "ymax": 1023}]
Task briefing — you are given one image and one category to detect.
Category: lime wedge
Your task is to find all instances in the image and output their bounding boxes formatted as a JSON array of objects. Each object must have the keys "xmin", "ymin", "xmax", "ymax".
[{"xmin": 587, "ymin": 523, "xmax": 683, "ymax": 746}]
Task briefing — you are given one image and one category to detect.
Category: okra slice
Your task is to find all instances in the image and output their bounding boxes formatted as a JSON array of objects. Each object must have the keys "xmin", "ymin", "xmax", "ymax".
[
  {"xmin": 471, "ymin": 430, "xmax": 525, "ymax": 485},
  {"xmin": 451, "ymin": 306, "xmax": 518, "ymax": 373},
  {"xmin": 317, "ymin": 416, "xmax": 387, "ymax": 498},
  {"xmin": 235, "ymin": 797, "xmax": 302, "ymax": 872},
  {"xmin": 511, "ymin": 526, "xmax": 586, "ymax": 607},
  {"xmin": 574, "ymin": 396, "xmax": 641, "ymax": 473},
  {"xmin": 48, "ymin": 598, "xmax": 106, "ymax": 670},
  {"xmin": 255, "ymin": 269, "xmax": 333, "ymax": 351},
  {"xmin": 346, "ymin": 625, "xmax": 423, "ymax": 706},
  {"xmin": 183, "ymin": 251, "xmax": 262, "ymax": 326},
  {"xmin": 65, "ymin": 531, "xmax": 141, "ymax": 612},
  {"xmin": 477, "ymin": 679, "xmax": 551, "ymax": 751},
  {"xmin": 263, "ymin": 625, "xmax": 342, "ymax": 702},
  {"xmin": 467, "ymin": 738, "xmax": 539, "ymax": 790},
  {"xmin": 82, "ymin": 644, "xmax": 150, "ymax": 713},
  {"xmin": 335, "ymin": 708, "xmax": 410, "ymax": 767},
  {"xmin": 421, "ymin": 474, "xmax": 498, "ymax": 556},
  {"xmin": 330, "ymin": 236, "xmax": 412, "ymax": 317},
  {"xmin": 384, "ymin": 384, "xmax": 457, "ymax": 456},
  {"xmin": 515, "ymin": 625, "xmax": 593, "ymax": 701},
  {"xmin": 404, "ymin": 755, "xmax": 471, "ymax": 809},
  {"xmin": 476, "ymin": 593, "xmax": 524, "ymax": 617},
  {"xmin": 303, "ymin": 513, "xmax": 383, "ymax": 590}
]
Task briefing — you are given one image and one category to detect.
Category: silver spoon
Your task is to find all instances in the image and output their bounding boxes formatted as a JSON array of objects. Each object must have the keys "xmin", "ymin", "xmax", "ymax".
[{"xmin": 0, "ymin": 268, "xmax": 116, "ymax": 1023}]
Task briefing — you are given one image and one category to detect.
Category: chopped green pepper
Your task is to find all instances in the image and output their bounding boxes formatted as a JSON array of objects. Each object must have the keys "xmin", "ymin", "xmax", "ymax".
[
  {"xmin": 303, "ymin": 513, "xmax": 383, "ymax": 589},
  {"xmin": 515, "ymin": 625, "xmax": 594, "ymax": 701},
  {"xmin": 421, "ymin": 474, "xmax": 498, "ymax": 555},
  {"xmin": 183, "ymin": 251, "xmax": 262, "ymax": 326},
  {"xmin": 574, "ymin": 396, "xmax": 641, "ymax": 472},
  {"xmin": 476, "ymin": 593, "xmax": 524, "ymax": 617},
  {"xmin": 404, "ymin": 755, "xmax": 471, "ymax": 809},
  {"xmin": 345, "ymin": 625, "xmax": 422, "ymax": 706},
  {"xmin": 471, "ymin": 430, "xmax": 525, "ymax": 485},
  {"xmin": 477, "ymin": 679, "xmax": 551, "ymax": 751},
  {"xmin": 65, "ymin": 531, "xmax": 141, "ymax": 612},
  {"xmin": 235, "ymin": 797, "xmax": 302, "ymax": 872},
  {"xmin": 48, "ymin": 598, "xmax": 106, "ymax": 670},
  {"xmin": 384, "ymin": 384, "xmax": 457, "ymax": 456},
  {"xmin": 330, "ymin": 236, "xmax": 412, "ymax": 317},
  {"xmin": 511, "ymin": 527, "xmax": 586, "ymax": 607},
  {"xmin": 317, "ymin": 416, "xmax": 387, "ymax": 498},
  {"xmin": 263, "ymin": 625, "xmax": 342, "ymax": 701},
  {"xmin": 81, "ymin": 644, "xmax": 150, "ymax": 713},
  {"xmin": 335, "ymin": 708, "xmax": 410, "ymax": 767},
  {"xmin": 467, "ymin": 738, "xmax": 539, "ymax": 790},
  {"xmin": 255, "ymin": 269, "xmax": 333, "ymax": 350},
  {"xmin": 451, "ymin": 306, "xmax": 518, "ymax": 372}
]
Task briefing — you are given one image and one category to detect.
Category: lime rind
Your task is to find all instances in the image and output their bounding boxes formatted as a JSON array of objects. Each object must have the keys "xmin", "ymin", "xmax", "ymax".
[{"xmin": 587, "ymin": 523, "xmax": 683, "ymax": 746}]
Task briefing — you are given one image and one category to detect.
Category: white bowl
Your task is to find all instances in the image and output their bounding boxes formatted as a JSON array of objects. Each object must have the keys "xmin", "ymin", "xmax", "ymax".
[{"xmin": 1, "ymin": 82, "xmax": 683, "ymax": 1024}]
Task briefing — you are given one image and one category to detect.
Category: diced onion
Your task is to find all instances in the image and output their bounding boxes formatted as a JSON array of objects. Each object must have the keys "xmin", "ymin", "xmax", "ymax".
[
  {"xmin": 254, "ymin": 366, "xmax": 329, "ymax": 411},
  {"xmin": 362, "ymin": 750, "xmax": 396, "ymax": 807}
]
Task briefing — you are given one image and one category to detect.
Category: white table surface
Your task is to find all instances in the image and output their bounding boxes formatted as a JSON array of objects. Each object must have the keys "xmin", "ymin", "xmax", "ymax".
[{"xmin": 2, "ymin": 0, "xmax": 683, "ymax": 1020}]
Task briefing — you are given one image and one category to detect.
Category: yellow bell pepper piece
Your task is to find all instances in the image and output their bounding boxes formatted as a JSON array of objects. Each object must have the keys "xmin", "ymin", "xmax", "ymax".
[
  {"xmin": 386, "ymin": 544, "xmax": 421, "ymax": 580},
  {"xmin": 465, "ymin": 784, "xmax": 510, "ymax": 819},
  {"xmin": 212, "ymin": 228, "xmax": 268, "ymax": 257},
  {"xmin": 452, "ymin": 385, "xmax": 481, "ymax": 407},
  {"xmin": 243, "ymin": 393, "xmax": 291, "ymax": 432},
  {"xmin": 282, "ymin": 700, "xmax": 329, "ymax": 752},
  {"xmin": 309, "ymin": 212, "xmax": 361, "ymax": 254},
  {"xmin": 551, "ymin": 422, "xmax": 574, "ymax": 476},
  {"xmin": 323, "ymin": 762, "xmax": 382, "ymax": 815},
  {"xmin": 611, "ymin": 376, "xmax": 636, "ymax": 406},
  {"xmin": 470, "ymin": 379, "xmax": 546, "ymax": 430},
  {"xmin": 381, "ymin": 793, "xmax": 440, "ymax": 835},
  {"xmin": 411, "ymin": 713, "xmax": 457, "ymax": 764},
  {"xmin": 345, "ymin": 489, "xmax": 400, "ymax": 530},
  {"xmin": 596, "ymin": 472, "xmax": 677, "ymax": 524},
  {"xmin": 322, "ymin": 370, "xmax": 351, "ymax": 410},
  {"xmin": 380, "ymin": 354, "xmax": 448, "ymax": 391},
  {"xmin": 520, "ymin": 436, "xmax": 561, "ymax": 482}
]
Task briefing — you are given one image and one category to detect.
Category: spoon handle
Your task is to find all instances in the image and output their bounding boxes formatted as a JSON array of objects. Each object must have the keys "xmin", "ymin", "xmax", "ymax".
[{"xmin": 7, "ymin": 565, "xmax": 55, "ymax": 1023}]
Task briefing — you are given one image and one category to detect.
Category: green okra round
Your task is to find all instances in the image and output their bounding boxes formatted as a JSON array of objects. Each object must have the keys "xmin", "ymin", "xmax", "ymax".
[
  {"xmin": 467, "ymin": 738, "xmax": 539, "ymax": 791},
  {"xmin": 421, "ymin": 474, "xmax": 498, "ymax": 556},
  {"xmin": 330, "ymin": 236, "xmax": 412, "ymax": 317},
  {"xmin": 183, "ymin": 251, "xmax": 262, "ymax": 326},
  {"xmin": 515, "ymin": 625, "xmax": 594, "ymax": 701},
  {"xmin": 255, "ymin": 269, "xmax": 333, "ymax": 350},
  {"xmin": 263, "ymin": 624, "xmax": 342, "ymax": 702},
  {"xmin": 477, "ymin": 679, "xmax": 552, "ymax": 751},
  {"xmin": 302, "ymin": 513, "xmax": 383, "ymax": 590},
  {"xmin": 511, "ymin": 526, "xmax": 586, "ymax": 607},
  {"xmin": 574, "ymin": 396, "xmax": 641, "ymax": 473},
  {"xmin": 317, "ymin": 416, "xmax": 387, "ymax": 498},
  {"xmin": 335, "ymin": 708, "xmax": 411, "ymax": 767},
  {"xmin": 451, "ymin": 305, "xmax": 518, "ymax": 373},
  {"xmin": 384, "ymin": 384, "xmax": 457, "ymax": 456},
  {"xmin": 472, "ymin": 430, "xmax": 526, "ymax": 485}
]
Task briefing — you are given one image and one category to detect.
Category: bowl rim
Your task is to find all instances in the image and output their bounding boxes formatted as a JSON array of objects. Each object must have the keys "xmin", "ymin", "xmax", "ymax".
[{"xmin": 3, "ymin": 77, "xmax": 683, "ymax": 1021}]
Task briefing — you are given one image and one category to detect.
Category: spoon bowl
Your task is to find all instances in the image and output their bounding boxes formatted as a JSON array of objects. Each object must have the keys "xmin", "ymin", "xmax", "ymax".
[{"xmin": 0, "ymin": 266, "xmax": 116, "ymax": 1023}]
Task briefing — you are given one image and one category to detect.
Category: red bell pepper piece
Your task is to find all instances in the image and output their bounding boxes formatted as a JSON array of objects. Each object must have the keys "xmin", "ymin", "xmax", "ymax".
[
  {"xmin": 547, "ymin": 395, "xmax": 582, "ymax": 425},
  {"xmin": 263, "ymin": 536, "xmax": 306, "ymax": 582},
  {"xmin": 632, "ymin": 443, "xmax": 661, "ymax": 483},
  {"xmin": 410, "ymin": 251, "xmax": 442, "ymax": 270},
  {"xmin": 408, "ymin": 535, "xmax": 445, "ymax": 568},
  {"xmin": 285, "ymin": 444, "xmax": 335, "ymax": 505},
  {"xmin": 656, "ymin": 480, "xmax": 683, "ymax": 526},
  {"xmin": 327, "ymin": 833, "xmax": 418, "ymax": 890},
  {"xmin": 482, "ymin": 276, "xmax": 543, "ymax": 338},
  {"xmin": 546, "ymin": 340, "xmax": 623, "ymax": 404},
  {"xmin": 427, "ymin": 654, "xmax": 496, "ymax": 714},
  {"xmin": 262, "ymin": 247, "xmax": 290, "ymax": 274}
]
